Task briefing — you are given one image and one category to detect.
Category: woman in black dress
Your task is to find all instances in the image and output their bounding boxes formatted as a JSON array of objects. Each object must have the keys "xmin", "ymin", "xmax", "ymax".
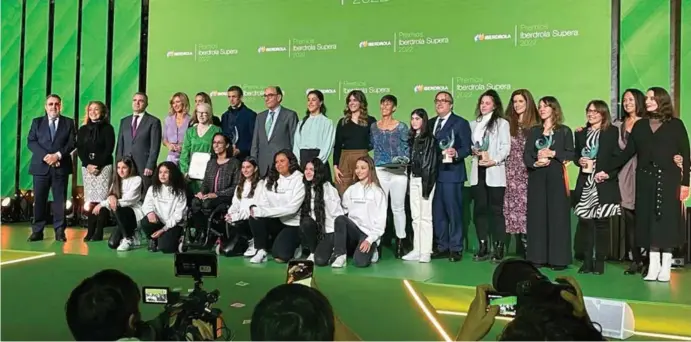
[
  {"xmin": 572, "ymin": 100, "xmax": 621, "ymax": 275},
  {"xmin": 597, "ymin": 87, "xmax": 690, "ymax": 282},
  {"xmin": 523, "ymin": 96, "xmax": 574, "ymax": 270}
]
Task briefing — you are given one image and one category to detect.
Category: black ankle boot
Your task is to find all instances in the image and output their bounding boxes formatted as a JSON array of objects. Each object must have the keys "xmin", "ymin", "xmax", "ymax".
[
  {"xmin": 578, "ymin": 259, "xmax": 594, "ymax": 274},
  {"xmin": 491, "ymin": 241, "xmax": 505, "ymax": 263},
  {"xmin": 593, "ymin": 258, "xmax": 605, "ymax": 275},
  {"xmin": 473, "ymin": 240, "xmax": 489, "ymax": 261},
  {"xmin": 394, "ymin": 238, "xmax": 405, "ymax": 259},
  {"xmin": 624, "ymin": 261, "xmax": 641, "ymax": 275}
]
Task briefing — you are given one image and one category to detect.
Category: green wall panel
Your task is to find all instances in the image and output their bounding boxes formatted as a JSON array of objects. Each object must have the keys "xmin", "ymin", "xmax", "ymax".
[
  {"xmin": 0, "ymin": 0, "xmax": 23, "ymax": 196},
  {"xmin": 19, "ymin": 0, "xmax": 50, "ymax": 190},
  {"xmin": 110, "ymin": 0, "xmax": 141, "ymax": 139}
]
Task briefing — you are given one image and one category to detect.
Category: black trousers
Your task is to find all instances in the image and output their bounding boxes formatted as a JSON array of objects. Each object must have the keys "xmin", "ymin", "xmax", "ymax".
[
  {"xmin": 190, "ymin": 196, "xmax": 232, "ymax": 229},
  {"xmin": 299, "ymin": 216, "xmax": 335, "ymax": 266},
  {"xmin": 623, "ymin": 208, "xmax": 643, "ymax": 263},
  {"xmin": 31, "ymin": 169, "xmax": 68, "ymax": 233},
  {"xmin": 86, "ymin": 205, "xmax": 110, "ymax": 239},
  {"xmin": 140, "ymin": 218, "xmax": 183, "ymax": 254},
  {"xmin": 583, "ymin": 218, "xmax": 610, "ymax": 261},
  {"xmin": 108, "ymin": 206, "xmax": 138, "ymax": 249},
  {"xmin": 333, "ymin": 215, "xmax": 377, "ymax": 268},
  {"xmin": 472, "ymin": 167, "xmax": 506, "ymax": 243},
  {"xmin": 249, "ymin": 217, "xmax": 301, "ymax": 262}
]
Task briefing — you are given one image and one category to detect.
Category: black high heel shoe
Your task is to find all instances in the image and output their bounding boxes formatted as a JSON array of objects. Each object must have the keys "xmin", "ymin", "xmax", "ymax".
[{"xmin": 473, "ymin": 240, "xmax": 490, "ymax": 261}]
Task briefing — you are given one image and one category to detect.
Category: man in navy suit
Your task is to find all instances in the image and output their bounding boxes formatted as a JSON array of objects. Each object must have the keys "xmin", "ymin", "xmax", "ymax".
[
  {"xmin": 27, "ymin": 94, "xmax": 76, "ymax": 242},
  {"xmin": 429, "ymin": 91, "xmax": 472, "ymax": 261}
]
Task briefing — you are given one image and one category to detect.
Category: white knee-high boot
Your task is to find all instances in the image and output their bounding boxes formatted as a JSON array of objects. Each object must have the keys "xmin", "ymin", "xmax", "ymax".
[
  {"xmin": 657, "ymin": 252, "xmax": 673, "ymax": 282},
  {"xmin": 644, "ymin": 251, "xmax": 661, "ymax": 281}
]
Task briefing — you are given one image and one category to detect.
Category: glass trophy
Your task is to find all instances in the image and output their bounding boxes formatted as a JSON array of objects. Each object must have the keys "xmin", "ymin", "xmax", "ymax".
[
  {"xmin": 535, "ymin": 134, "xmax": 554, "ymax": 164},
  {"xmin": 474, "ymin": 135, "xmax": 490, "ymax": 161},
  {"xmin": 439, "ymin": 130, "xmax": 455, "ymax": 163},
  {"xmin": 581, "ymin": 143, "xmax": 598, "ymax": 174}
]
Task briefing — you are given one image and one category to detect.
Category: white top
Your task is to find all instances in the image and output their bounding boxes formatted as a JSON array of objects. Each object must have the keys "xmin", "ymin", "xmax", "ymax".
[
  {"xmin": 342, "ymin": 181, "xmax": 387, "ymax": 244},
  {"xmin": 253, "ymin": 171, "xmax": 305, "ymax": 226},
  {"xmin": 99, "ymin": 176, "xmax": 144, "ymax": 223},
  {"xmin": 227, "ymin": 179, "xmax": 262, "ymax": 222},
  {"xmin": 141, "ymin": 185, "xmax": 187, "ymax": 230},
  {"xmin": 469, "ymin": 117, "xmax": 510, "ymax": 187},
  {"xmin": 306, "ymin": 182, "xmax": 344, "ymax": 234}
]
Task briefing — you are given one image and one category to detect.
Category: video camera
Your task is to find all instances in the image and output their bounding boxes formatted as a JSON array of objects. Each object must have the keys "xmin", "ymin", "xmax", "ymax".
[
  {"xmin": 140, "ymin": 252, "xmax": 228, "ymax": 341},
  {"xmin": 489, "ymin": 258, "xmax": 577, "ymax": 317}
]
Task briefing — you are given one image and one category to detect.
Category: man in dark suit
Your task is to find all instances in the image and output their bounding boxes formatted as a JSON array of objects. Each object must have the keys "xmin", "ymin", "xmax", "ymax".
[
  {"xmin": 115, "ymin": 92, "xmax": 162, "ymax": 194},
  {"xmin": 220, "ymin": 85, "xmax": 256, "ymax": 160},
  {"xmin": 429, "ymin": 91, "xmax": 472, "ymax": 261},
  {"xmin": 250, "ymin": 86, "xmax": 298, "ymax": 176},
  {"xmin": 27, "ymin": 94, "xmax": 76, "ymax": 242}
]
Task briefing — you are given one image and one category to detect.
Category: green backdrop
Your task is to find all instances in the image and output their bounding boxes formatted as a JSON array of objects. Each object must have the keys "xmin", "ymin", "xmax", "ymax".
[{"xmin": 146, "ymin": 0, "xmax": 612, "ymax": 185}]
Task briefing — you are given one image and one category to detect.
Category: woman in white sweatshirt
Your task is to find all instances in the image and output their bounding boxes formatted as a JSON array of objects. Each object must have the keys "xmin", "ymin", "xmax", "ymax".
[
  {"xmin": 141, "ymin": 161, "xmax": 188, "ymax": 253},
  {"xmin": 248, "ymin": 150, "xmax": 306, "ymax": 264},
  {"xmin": 299, "ymin": 158, "xmax": 344, "ymax": 266},
  {"xmin": 331, "ymin": 156, "xmax": 387, "ymax": 268},
  {"xmin": 99, "ymin": 157, "xmax": 144, "ymax": 251},
  {"xmin": 225, "ymin": 157, "xmax": 262, "ymax": 257}
]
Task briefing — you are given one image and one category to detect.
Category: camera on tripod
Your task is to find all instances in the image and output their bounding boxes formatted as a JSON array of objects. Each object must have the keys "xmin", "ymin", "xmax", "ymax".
[{"xmin": 141, "ymin": 252, "xmax": 228, "ymax": 341}]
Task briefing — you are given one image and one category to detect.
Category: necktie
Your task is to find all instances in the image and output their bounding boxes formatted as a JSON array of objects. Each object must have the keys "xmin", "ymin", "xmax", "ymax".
[
  {"xmin": 435, "ymin": 118, "xmax": 445, "ymax": 136},
  {"xmin": 131, "ymin": 115, "xmax": 140, "ymax": 137},
  {"xmin": 50, "ymin": 118, "xmax": 57, "ymax": 141},
  {"xmin": 265, "ymin": 111, "xmax": 275, "ymax": 136}
]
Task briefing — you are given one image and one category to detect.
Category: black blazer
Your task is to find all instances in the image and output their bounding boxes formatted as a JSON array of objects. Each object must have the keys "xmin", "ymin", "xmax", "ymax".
[
  {"xmin": 572, "ymin": 126, "xmax": 621, "ymax": 206},
  {"xmin": 77, "ymin": 122, "xmax": 115, "ymax": 168},
  {"xmin": 27, "ymin": 115, "xmax": 76, "ymax": 176}
]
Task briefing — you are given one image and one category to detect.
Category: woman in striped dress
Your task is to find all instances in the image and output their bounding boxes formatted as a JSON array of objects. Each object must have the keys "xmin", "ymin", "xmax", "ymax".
[{"xmin": 573, "ymin": 100, "xmax": 621, "ymax": 275}]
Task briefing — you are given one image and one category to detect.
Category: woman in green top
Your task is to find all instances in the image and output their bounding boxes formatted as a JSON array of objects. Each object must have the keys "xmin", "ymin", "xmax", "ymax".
[{"xmin": 179, "ymin": 102, "xmax": 221, "ymax": 193}]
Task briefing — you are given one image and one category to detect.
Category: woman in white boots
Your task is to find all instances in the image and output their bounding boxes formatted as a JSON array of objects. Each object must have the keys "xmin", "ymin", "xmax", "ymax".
[
  {"xmin": 225, "ymin": 157, "xmax": 262, "ymax": 257},
  {"xmin": 597, "ymin": 87, "xmax": 690, "ymax": 282}
]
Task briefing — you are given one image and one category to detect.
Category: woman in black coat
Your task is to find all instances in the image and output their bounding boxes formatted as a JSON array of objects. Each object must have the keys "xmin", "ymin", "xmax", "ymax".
[
  {"xmin": 572, "ymin": 100, "xmax": 621, "ymax": 275},
  {"xmin": 597, "ymin": 87, "xmax": 690, "ymax": 282}
]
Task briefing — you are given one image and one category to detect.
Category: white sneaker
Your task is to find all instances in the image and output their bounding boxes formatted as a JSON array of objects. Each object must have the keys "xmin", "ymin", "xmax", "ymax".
[
  {"xmin": 306, "ymin": 253, "xmax": 315, "ymax": 262},
  {"xmin": 117, "ymin": 238, "xmax": 133, "ymax": 251},
  {"xmin": 244, "ymin": 239, "xmax": 257, "ymax": 257},
  {"xmin": 294, "ymin": 245, "xmax": 303, "ymax": 259},
  {"xmin": 419, "ymin": 254, "xmax": 431, "ymax": 263},
  {"xmin": 250, "ymin": 249, "xmax": 267, "ymax": 264},
  {"xmin": 402, "ymin": 250, "xmax": 420, "ymax": 261},
  {"xmin": 331, "ymin": 254, "xmax": 347, "ymax": 268},
  {"xmin": 371, "ymin": 249, "xmax": 379, "ymax": 263}
]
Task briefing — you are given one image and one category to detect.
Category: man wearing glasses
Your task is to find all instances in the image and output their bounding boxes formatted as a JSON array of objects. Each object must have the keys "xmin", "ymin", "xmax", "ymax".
[{"xmin": 251, "ymin": 86, "xmax": 298, "ymax": 176}]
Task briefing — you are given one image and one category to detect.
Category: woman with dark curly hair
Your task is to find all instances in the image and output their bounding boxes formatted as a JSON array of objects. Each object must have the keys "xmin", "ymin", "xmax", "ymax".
[
  {"xmin": 299, "ymin": 158, "xmax": 343, "ymax": 266},
  {"xmin": 248, "ymin": 150, "xmax": 306, "ymax": 264},
  {"xmin": 141, "ymin": 161, "xmax": 188, "ymax": 253}
]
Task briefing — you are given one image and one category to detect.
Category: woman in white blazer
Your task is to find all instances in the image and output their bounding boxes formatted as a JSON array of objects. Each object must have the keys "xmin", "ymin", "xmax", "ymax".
[
  {"xmin": 102, "ymin": 156, "xmax": 144, "ymax": 251},
  {"xmin": 225, "ymin": 157, "xmax": 263, "ymax": 257},
  {"xmin": 469, "ymin": 89, "xmax": 510, "ymax": 263}
]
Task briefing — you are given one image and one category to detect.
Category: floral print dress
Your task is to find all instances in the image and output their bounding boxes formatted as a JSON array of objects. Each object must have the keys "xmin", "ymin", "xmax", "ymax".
[{"xmin": 504, "ymin": 132, "xmax": 528, "ymax": 234}]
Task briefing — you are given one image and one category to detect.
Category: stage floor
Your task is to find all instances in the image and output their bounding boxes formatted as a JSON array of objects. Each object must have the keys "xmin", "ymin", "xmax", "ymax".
[{"xmin": 1, "ymin": 224, "xmax": 689, "ymax": 341}]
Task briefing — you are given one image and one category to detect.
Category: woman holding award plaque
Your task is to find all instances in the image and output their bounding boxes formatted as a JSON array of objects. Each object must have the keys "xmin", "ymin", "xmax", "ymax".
[
  {"xmin": 572, "ymin": 100, "xmax": 621, "ymax": 275},
  {"xmin": 179, "ymin": 103, "xmax": 221, "ymax": 194},
  {"xmin": 523, "ymin": 96, "xmax": 574, "ymax": 270},
  {"xmin": 469, "ymin": 90, "xmax": 510, "ymax": 263}
]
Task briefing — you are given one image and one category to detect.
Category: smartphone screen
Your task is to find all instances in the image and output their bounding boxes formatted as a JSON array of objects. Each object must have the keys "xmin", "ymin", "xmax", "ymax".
[
  {"xmin": 142, "ymin": 287, "xmax": 170, "ymax": 304},
  {"xmin": 486, "ymin": 291, "xmax": 518, "ymax": 317},
  {"xmin": 286, "ymin": 260, "xmax": 314, "ymax": 287}
]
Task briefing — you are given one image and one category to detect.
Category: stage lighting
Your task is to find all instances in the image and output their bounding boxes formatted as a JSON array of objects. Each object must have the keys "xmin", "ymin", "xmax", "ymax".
[
  {"xmin": 17, "ymin": 190, "xmax": 34, "ymax": 222},
  {"xmin": 1, "ymin": 197, "xmax": 17, "ymax": 222}
]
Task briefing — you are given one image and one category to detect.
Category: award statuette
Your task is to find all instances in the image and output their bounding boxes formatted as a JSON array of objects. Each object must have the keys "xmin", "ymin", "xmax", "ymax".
[
  {"xmin": 581, "ymin": 143, "xmax": 598, "ymax": 174},
  {"xmin": 534, "ymin": 134, "xmax": 554, "ymax": 164},
  {"xmin": 439, "ymin": 130, "xmax": 455, "ymax": 163},
  {"xmin": 474, "ymin": 135, "xmax": 490, "ymax": 161}
]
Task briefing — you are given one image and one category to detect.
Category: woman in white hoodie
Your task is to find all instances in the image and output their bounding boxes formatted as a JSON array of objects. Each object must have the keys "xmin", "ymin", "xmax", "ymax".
[
  {"xmin": 225, "ymin": 157, "xmax": 262, "ymax": 257},
  {"xmin": 141, "ymin": 161, "xmax": 188, "ymax": 253},
  {"xmin": 299, "ymin": 158, "xmax": 344, "ymax": 266},
  {"xmin": 331, "ymin": 156, "xmax": 387, "ymax": 268},
  {"xmin": 248, "ymin": 150, "xmax": 306, "ymax": 264},
  {"xmin": 99, "ymin": 156, "xmax": 143, "ymax": 251}
]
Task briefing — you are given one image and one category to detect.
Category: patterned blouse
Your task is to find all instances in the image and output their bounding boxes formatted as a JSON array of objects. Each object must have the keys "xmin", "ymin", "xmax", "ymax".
[{"xmin": 370, "ymin": 121, "xmax": 410, "ymax": 166}]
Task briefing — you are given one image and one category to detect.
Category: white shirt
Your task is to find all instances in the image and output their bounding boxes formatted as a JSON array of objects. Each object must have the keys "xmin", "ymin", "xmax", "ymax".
[
  {"xmin": 99, "ymin": 176, "xmax": 144, "ymax": 222},
  {"xmin": 342, "ymin": 181, "xmax": 387, "ymax": 244},
  {"xmin": 469, "ymin": 117, "xmax": 510, "ymax": 187},
  {"xmin": 307, "ymin": 182, "xmax": 344, "ymax": 234},
  {"xmin": 131, "ymin": 112, "xmax": 144, "ymax": 131},
  {"xmin": 253, "ymin": 171, "xmax": 305, "ymax": 226},
  {"xmin": 433, "ymin": 112, "xmax": 452, "ymax": 134},
  {"xmin": 227, "ymin": 179, "xmax": 262, "ymax": 222},
  {"xmin": 141, "ymin": 185, "xmax": 187, "ymax": 230},
  {"xmin": 266, "ymin": 106, "xmax": 282, "ymax": 139}
]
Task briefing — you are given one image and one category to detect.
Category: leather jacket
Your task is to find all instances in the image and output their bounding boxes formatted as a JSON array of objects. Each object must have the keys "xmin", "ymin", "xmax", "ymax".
[{"xmin": 409, "ymin": 134, "xmax": 439, "ymax": 199}]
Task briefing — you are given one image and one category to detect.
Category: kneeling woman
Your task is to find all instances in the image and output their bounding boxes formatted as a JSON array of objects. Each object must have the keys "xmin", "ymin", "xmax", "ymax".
[
  {"xmin": 141, "ymin": 161, "xmax": 188, "ymax": 253},
  {"xmin": 101, "ymin": 156, "xmax": 144, "ymax": 251},
  {"xmin": 226, "ymin": 157, "xmax": 262, "ymax": 257},
  {"xmin": 331, "ymin": 156, "xmax": 387, "ymax": 268},
  {"xmin": 248, "ymin": 150, "xmax": 305, "ymax": 264},
  {"xmin": 300, "ymin": 158, "xmax": 344, "ymax": 265}
]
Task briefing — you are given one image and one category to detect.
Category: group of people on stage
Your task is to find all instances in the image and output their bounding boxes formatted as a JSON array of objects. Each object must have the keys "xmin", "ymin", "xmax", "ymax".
[{"xmin": 27, "ymin": 84, "xmax": 689, "ymax": 279}]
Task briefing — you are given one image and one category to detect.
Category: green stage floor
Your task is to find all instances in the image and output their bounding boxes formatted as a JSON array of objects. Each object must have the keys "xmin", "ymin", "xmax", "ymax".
[{"xmin": 1, "ymin": 224, "xmax": 690, "ymax": 341}]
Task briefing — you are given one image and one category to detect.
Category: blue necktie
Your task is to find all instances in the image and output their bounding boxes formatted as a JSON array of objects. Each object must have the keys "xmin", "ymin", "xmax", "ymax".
[
  {"xmin": 50, "ymin": 118, "xmax": 57, "ymax": 141},
  {"xmin": 435, "ymin": 119, "xmax": 445, "ymax": 136},
  {"xmin": 265, "ymin": 111, "xmax": 275, "ymax": 136}
]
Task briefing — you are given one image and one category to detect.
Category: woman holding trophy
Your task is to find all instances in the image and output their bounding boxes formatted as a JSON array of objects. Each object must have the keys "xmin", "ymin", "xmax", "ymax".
[
  {"xmin": 572, "ymin": 100, "xmax": 621, "ymax": 275},
  {"xmin": 469, "ymin": 90, "xmax": 510, "ymax": 263},
  {"xmin": 523, "ymin": 96, "xmax": 574, "ymax": 270}
]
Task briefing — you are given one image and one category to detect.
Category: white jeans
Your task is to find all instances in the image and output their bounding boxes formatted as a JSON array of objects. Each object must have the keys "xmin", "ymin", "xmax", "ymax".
[
  {"xmin": 376, "ymin": 167, "xmax": 408, "ymax": 239},
  {"xmin": 409, "ymin": 177, "xmax": 434, "ymax": 255}
]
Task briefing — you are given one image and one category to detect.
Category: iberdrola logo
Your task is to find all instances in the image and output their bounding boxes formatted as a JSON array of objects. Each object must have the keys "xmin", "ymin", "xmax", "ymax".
[
  {"xmin": 413, "ymin": 85, "xmax": 424, "ymax": 93},
  {"xmin": 257, "ymin": 46, "xmax": 267, "ymax": 53},
  {"xmin": 474, "ymin": 34, "xmax": 485, "ymax": 42},
  {"xmin": 358, "ymin": 41, "xmax": 368, "ymax": 48}
]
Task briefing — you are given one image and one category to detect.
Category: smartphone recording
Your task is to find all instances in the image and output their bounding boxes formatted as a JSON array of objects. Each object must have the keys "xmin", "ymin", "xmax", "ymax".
[{"xmin": 487, "ymin": 291, "xmax": 518, "ymax": 317}]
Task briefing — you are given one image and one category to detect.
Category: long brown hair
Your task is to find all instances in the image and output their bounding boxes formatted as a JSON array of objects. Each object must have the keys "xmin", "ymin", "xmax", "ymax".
[
  {"xmin": 352, "ymin": 156, "xmax": 382, "ymax": 189},
  {"xmin": 82, "ymin": 101, "xmax": 109, "ymax": 125},
  {"xmin": 341, "ymin": 90, "xmax": 369, "ymax": 126},
  {"xmin": 505, "ymin": 89, "xmax": 538, "ymax": 137},
  {"xmin": 585, "ymin": 100, "xmax": 612, "ymax": 130},
  {"xmin": 236, "ymin": 157, "xmax": 260, "ymax": 199},
  {"xmin": 647, "ymin": 87, "xmax": 676, "ymax": 121},
  {"xmin": 109, "ymin": 156, "xmax": 138, "ymax": 199},
  {"xmin": 538, "ymin": 96, "xmax": 565, "ymax": 129}
]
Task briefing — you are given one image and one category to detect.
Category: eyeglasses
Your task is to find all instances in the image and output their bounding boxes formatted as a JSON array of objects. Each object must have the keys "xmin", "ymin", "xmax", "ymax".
[
  {"xmin": 263, "ymin": 94, "xmax": 277, "ymax": 98},
  {"xmin": 434, "ymin": 99, "xmax": 451, "ymax": 104}
]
